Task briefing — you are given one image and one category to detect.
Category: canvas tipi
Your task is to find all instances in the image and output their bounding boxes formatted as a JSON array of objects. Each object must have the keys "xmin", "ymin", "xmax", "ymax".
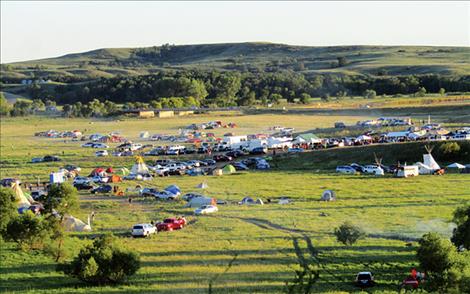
[
  {"xmin": 63, "ymin": 214, "xmax": 91, "ymax": 232},
  {"xmin": 131, "ymin": 156, "xmax": 149, "ymax": 175},
  {"xmin": 423, "ymin": 145, "xmax": 440, "ymax": 170},
  {"xmin": 11, "ymin": 181, "xmax": 31, "ymax": 209}
]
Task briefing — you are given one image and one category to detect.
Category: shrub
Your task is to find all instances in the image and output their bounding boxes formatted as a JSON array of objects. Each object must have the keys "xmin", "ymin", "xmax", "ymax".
[
  {"xmin": 451, "ymin": 205, "xmax": 470, "ymax": 250},
  {"xmin": 0, "ymin": 187, "xmax": 17, "ymax": 238},
  {"xmin": 334, "ymin": 222, "xmax": 365, "ymax": 245},
  {"xmin": 63, "ymin": 234, "xmax": 140, "ymax": 284},
  {"xmin": 5, "ymin": 211, "xmax": 52, "ymax": 250},
  {"xmin": 417, "ymin": 232, "xmax": 470, "ymax": 292},
  {"xmin": 363, "ymin": 89, "xmax": 376, "ymax": 99}
]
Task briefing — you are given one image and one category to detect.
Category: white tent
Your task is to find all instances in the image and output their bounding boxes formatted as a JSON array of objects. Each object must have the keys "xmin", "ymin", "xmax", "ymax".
[
  {"xmin": 130, "ymin": 156, "xmax": 149, "ymax": 175},
  {"xmin": 12, "ymin": 181, "xmax": 31, "ymax": 209},
  {"xmin": 63, "ymin": 215, "xmax": 91, "ymax": 232},
  {"xmin": 446, "ymin": 163, "xmax": 465, "ymax": 169},
  {"xmin": 423, "ymin": 153, "xmax": 440, "ymax": 170},
  {"xmin": 196, "ymin": 182, "xmax": 208, "ymax": 189}
]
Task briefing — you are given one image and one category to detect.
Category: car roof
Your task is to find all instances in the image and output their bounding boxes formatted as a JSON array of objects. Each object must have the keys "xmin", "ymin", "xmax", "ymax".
[{"xmin": 358, "ymin": 271, "xmax": 372, "ymax": 275}]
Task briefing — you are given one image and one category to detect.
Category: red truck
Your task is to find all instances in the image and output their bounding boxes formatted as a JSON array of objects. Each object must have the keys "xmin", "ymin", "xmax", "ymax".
[{"xmin": 156, "ymin": 217, "xmax": 187, "ymax": 232}]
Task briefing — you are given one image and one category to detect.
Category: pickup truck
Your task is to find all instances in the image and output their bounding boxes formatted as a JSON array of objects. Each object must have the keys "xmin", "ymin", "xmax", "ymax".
[{"xmin": 156, "ymin": 217, "xmax": 187, "ymax": 232}]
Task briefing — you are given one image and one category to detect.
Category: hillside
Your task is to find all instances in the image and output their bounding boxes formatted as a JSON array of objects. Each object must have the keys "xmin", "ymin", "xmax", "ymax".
[{"xmin": 2, "ymin": 43, "xmax": 470, "ymax": 81}]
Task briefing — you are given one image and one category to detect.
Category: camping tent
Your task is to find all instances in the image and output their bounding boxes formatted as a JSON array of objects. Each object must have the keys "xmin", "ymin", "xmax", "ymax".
[
  {"xmin": 130, "ymin": 156, "xmax": 149, "ymax": 175},
  {"xmin": 196, "ymin": 182, "xmax": 209, "ymax": 189},
  {"xmin": 117, "ymin": 167, "xmax": 130, "ymax": 176},
  {"xmin": 109, "ymin": 174, "xmax": 122, "ymax": 183},
  {"xmin": 140, "ymin": 131, "xmax": 149, "ymax": 139},
  {"xmin": 423, "ymin": 154, "xmax": 440, "ymax": 170},
  {"xmin": 212, "ymin": 169, "xmax": 223, "ymax": 176},
  {"xmin": 321, "ymin": 190, "xmax": 336, "ymax": 201},
  {"xmin": 89, "ymin": 167, "xmax": 106, "ymax": 177},
  {"xmin": 222, "ymin": 164, "xmax": 236, "ymax": 174},
  {"xmin": 12, "ymin": 181, "xmax": 31, "ymax": 208},
  {"xmin": 185, "ymin": 196, "xmax": 216, "ymax": 208},
  {"xmin": 164, "ymin": 185, "xmax": 181, "ymax": 196},
  {"xmin": 63, "ymin": 215, "xmax": 91, "ymax": 232},
  {"xmin": 446, "ymin": 163, "xmax": 466, "ymax": 173},
  {"xmin": 293, "ymin": 133, "xmax": 322, "ymax": 144}
]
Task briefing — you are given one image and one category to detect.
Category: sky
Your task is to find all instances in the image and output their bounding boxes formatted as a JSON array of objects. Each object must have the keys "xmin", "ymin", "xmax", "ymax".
[{"xmin": 1, "ymin": 1, "xmax": 469, "ymax": 63}]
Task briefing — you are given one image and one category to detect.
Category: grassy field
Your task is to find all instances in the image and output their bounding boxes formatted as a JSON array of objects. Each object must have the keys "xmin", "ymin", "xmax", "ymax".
[{"xmin": 1, "ymin": 106, "xmax": 469, "ymax": 293}]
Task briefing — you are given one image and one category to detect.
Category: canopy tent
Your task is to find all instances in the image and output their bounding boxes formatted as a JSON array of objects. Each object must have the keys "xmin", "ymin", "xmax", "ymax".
[
  {"xmin": 222, "ymin": 164, "xmax": 236, "ymax": 174},
  {"xmin": 130, "ymin": 156, "xmax": 149, "ymax": 175},
  {"xmin": 63, "ymin": 215, "xmax": 91, "ymax": 232},
  {"xmin": 196, "ymin": 182, "xmax": 209, "ymax": 189},
  {"xmin": 294, "ymin": 133, "xmax": 322, "ymax": 144},
  {"xmin": 356, "ymin": 135, "xmax": 372, "ymax": 141},
  {"xmin": 12, "ymin": 181, "xmax": 31, "ymax": 208},
  {"xmin": 446, "ymin": 163, "xmax": 465, "ymax": 169},
  {"xmin": 446, "ymin": 162, "xmax": 466, "ymax": 173}
]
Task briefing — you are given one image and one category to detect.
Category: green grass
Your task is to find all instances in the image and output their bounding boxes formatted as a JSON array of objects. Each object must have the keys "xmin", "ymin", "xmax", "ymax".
[{"xmin": 1, "ymin": 107, "xmax": 469, "ymax": 293}]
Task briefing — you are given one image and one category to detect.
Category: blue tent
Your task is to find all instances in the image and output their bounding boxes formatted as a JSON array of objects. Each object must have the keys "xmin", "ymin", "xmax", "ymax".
[{"xmin": 164, "ymin": 185, "xmax": 181, "ymax": 196}]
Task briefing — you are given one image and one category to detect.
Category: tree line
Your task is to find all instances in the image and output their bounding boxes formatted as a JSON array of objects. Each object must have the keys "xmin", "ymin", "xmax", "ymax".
[{"xmin": 20, "ymin": 71, "xmax": 470, "ymax": 108}]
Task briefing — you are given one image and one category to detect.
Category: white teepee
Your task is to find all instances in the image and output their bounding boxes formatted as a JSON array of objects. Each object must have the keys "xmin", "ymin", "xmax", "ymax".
[
  {"xmin": 130, "ymin": 156, "xmax": 149, "ymax": 175},
  {"xmin": 423, "ymin": 145, "xmax": 440, "ymax": 170}
]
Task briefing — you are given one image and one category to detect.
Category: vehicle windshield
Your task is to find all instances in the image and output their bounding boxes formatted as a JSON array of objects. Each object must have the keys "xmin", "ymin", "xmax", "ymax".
[
  {"xmin": 163, "ymin": 219, "xmax": 174, "ymax": 223},
  {"xmin": 357, "ymin": 274, "xmax": 371, "ymax": 280},
  {"xmin": 133, "ymin": 225, "xmax": 143, "ymax": 229}
]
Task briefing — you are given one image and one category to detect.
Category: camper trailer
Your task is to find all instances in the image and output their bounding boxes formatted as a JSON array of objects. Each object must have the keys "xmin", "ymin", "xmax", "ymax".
[
  {"xmin": 395, "ymin": 166, "xmax": 419, "ymax": 178},
  {"xmin": 223, "ymin": 135, "xmax": 248, "ymax": 150}
]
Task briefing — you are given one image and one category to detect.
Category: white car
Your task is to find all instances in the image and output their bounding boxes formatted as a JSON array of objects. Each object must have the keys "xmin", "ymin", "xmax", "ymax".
[
  {"xmin": 336, "ymin": 166, "xmax": 356, "ymax": 174},
  {"xmin": 194, "ymin": 205, "xmax": 218, "ymax": 215},
  {"xmin": 73, "ymin": 176, "xmax": 90, "ymax": 185},
  {"xmin": 81, "ymin": 142, "xmax": 95, "ymax": 148},
  {"xmin": 154, "ymin": 190, "xmax": 178, "ymax": 200},
  {"xmin": 131, "ymin": 223, "xmax": 156, "ymax": 237},
  {"xmin": 363, "ymin": 165, "xmax": 384, "ymax": 176},
  {"xmin": 95, "ymin": 150, "xmax": 108, "ymax": 157},
  {"xmin": 92, "ymin": 143, "xmax": 109, "ymax": 149},
  {"xmin": 91, "ymin": 176, "xmax": 109, "ymax": 183}
]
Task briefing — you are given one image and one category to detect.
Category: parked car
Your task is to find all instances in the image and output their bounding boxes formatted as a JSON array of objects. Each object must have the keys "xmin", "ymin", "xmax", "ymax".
[
  {"xmin": 31, "ymin": 157, "xmax": 44, "ymax": 163},
  {"xmin": 363, "ymin": 165, "xmax": 385, "ymax": 176},
  {"xmin": 194, "ymin": 205, "xmax": 218, "ymax": 215},
  {"xmin": 131, "ymin": 223, "xmax": 156, "ymax": 237},
  {"xmin": 156, "ymin": 217, "xmax": 187, "ymax": 232},
  {"xmin": 336, "ymin": 166, "xmax": 357, "ymax": 174},
  {"xmin": 43, "ymin": 155, "xmax": 61, "ymax": 162},
  {"xmin": 355, "ymin": 271, "xmax": 375, "ymax": 287},
  {"xmin": 73, "ymin": 176, "xmax": 90, "ymax": 185},
  {"xmin": 232, "ymin": 162, "xmax": 249, "ymax": 171},
  {"xmin": 31, "ymin": 190, "xmax": 47, "ymax": 200},
  {"xmin": 250, "ymin": 147, "xmax": 268, "ymax": 155},
  {"xmin": 226, "ymin": 150, "xmax": 245, "ymax": 158},
  {"xmin": 153, "ymin": 190, "xmax": 179, "ymax": 200},
  {"xmin": 81, "ymin": 142, "xmax": 95, "ymax": 147},
  {"xmin": 202, "ymin": 159, "xmax": 216, "ymax": 166},
  {"xmin": 288, "ymin": 147, "xmax": 304, "ymax": 153},
  {"xmin": 74, "ymin": 182, "xmax": 95, "ymax": 190},
  {"xmin": 182, "ymin": 193, "xmax": 205, "ymax": 201},
  {"xmin": 95, "ymin": 150, "xmax": 108, "ymax": 157},
  {"xmin": 91, "ymin": 184, "xmax": 112, "ymax": 194},
  {"xmin": 92, "ymin": 143, "xmax": 109, "ymax": 149},
  {"xmin": 350, "ymin": 163, "xmax": 365, "ymax": 173},
  {"xmin": 213, "ymin": 155, "xmax": 233, "ymax": 162},
  {"xmin": 140, "ymin": 188, "xmax": 159, "ymax": 197},
  {"xmin": 63, "ymin": 165, "xmax": 81, "ymax": 172},
  {"xmin": 0, "ymin": 178, "xmax": 20, "ymax": 187}
]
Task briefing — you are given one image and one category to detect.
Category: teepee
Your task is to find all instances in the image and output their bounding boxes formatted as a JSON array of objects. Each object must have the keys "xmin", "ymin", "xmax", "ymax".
[
  {"xmin": 131, "ymin": 156, "xmax": 149, "ymax": 175},
  {"xmin": 63, "ymin": 214, "xmax": 91, "ymax": 232},
  {"xmin": 423, "ymin": 145, "xmax": 440, "ymax": 170},
  {"xmin": 11, "ymin": 181, "xmax": 31, "ymax": 209}
]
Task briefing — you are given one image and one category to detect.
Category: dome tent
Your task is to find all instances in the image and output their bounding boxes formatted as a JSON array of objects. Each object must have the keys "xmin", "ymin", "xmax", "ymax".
[
  {"xmin": 196, "ymin": 182, "xmax": 208, "ymax": 189},
  {"xmin": 222, "ymin": 164, "xmax": 236, "ymax": 174}
]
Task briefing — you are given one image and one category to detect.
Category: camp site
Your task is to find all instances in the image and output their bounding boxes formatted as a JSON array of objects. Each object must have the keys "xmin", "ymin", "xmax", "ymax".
[{"xmin": 1, "ymin": 1, "xmax": 470, "ymax": 293}]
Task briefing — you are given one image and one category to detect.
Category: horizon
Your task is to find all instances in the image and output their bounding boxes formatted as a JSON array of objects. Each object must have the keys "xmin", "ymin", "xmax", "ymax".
[{"xmin": 1, "ymin": 1, "xmax": 469, "ymax": 63}]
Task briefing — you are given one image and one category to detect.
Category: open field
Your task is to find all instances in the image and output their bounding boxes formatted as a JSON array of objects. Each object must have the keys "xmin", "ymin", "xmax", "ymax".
[{"xmin": 1, "ymin": 105, "xmax": 470, "ymax": 293}]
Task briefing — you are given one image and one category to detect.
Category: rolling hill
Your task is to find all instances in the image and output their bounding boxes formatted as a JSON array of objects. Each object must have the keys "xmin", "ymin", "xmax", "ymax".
[{"xmin": 2, "ymin": 42, "xmax": 470, "ymax": 81}]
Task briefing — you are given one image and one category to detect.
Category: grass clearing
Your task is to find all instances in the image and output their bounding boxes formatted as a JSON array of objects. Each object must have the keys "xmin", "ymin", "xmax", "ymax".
[{"xmin": 1, "ymin": 106, "xmax": 469, "ymax": 293}]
